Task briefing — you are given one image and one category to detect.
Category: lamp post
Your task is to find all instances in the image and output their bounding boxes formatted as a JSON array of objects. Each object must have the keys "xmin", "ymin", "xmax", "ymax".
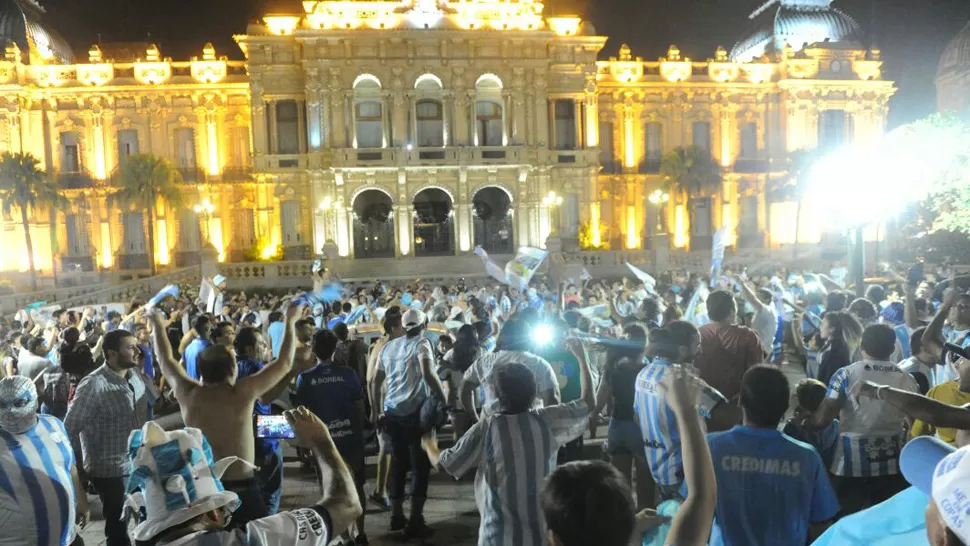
[
  {"xmin": 648, "ymin": 189, "xmax": 670, "ymax": 234},
  {"xmin": 542, "ymin": 190, "xmax": 564, "ymax": 236}
]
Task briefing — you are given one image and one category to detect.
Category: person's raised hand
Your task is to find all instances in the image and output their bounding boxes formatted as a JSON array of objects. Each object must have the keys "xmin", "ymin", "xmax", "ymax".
[
  {"xmin": 284, "ymin": 301, "xmax": 305, "ymax": 323},
  {"xmin": 565, "ymin": 337, "xmax": 584, "ymax": 355},
  {"xmin": 285, "ymin": 406, "xmax": 332, "ymax": 447}
]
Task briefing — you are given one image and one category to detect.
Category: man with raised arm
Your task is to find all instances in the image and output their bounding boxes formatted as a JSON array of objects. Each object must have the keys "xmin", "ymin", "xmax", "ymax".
[{"xmin": 147, "ymin": 301, "xmax": 310, "ymax": 527}]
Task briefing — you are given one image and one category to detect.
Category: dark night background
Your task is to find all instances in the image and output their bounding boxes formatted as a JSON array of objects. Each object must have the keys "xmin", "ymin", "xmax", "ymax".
[{"xmin": 38, "ymin": 0, "xmax": 970, "ymax": 128}]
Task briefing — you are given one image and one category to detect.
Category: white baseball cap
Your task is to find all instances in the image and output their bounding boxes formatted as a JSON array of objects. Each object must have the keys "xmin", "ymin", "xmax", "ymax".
[
  {"xmin": 901, "ymin": 436, "xmax": 970, "ymax": 543},
  {"xmin": 403, "ymin": 308, "xmax": 427, "ymax": 330}
]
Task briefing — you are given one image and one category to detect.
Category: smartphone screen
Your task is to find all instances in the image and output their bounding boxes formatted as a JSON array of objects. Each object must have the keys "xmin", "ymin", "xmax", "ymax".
[{"xmin": 255, "ymin": 415, "xmax": 295, "ymax": 439}]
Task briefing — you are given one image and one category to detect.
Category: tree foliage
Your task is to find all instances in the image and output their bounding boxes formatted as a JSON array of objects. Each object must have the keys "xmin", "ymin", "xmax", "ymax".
[{"xmin": 660, "ymin": 146, "xmax": 722, "ymax": 198}]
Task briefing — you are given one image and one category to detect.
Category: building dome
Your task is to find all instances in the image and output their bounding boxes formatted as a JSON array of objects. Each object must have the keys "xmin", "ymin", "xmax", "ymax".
[
  {"xmin": 730, "ymin": 0, "xmax": 863, "ymax": 62},
  {"xmin": 939, "ymin": 20, "xmax": 970, "ymax": 79},
  {"xmin": 0, "ymin": 0, "xmax": 73, "ymax": 64}
]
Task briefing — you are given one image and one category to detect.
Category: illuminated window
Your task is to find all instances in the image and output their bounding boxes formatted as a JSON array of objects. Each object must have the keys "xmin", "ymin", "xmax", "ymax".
[
  {"xmin": 643, "ymin": 122, "xmax": 663, "ymax": 173},
  {"xmin": 355, "ymin": 102, "xmax": 384, "ymax": 148},
  {"xmin": 179, "ymin": 208, "xmax": 201, "ymax": 251},
  {"xmin": 275, "ymin": 100, "xmax": 301, "ymax": 155},
  {"xmin": 416, "ymin": 100, "xmax": 444, "ymax": 147},
  {"xmin": 174, "ymin": 128, "xmax": 197, "ymax": 169},
  {"xmin": 232, "ymin": 208, "xmax": 256, "ymax": 250},
  {"xmin": 476, "ymin": 101, "xmax": 503, "ymax": 147},
  {"xmin": 739, "ymin": 122, "xmax": 758, "ymax": 159},
  {"xmin": 598, "ymin": 121, "xmax": 615, "ymax": 172},
  {"xmin": 65, "ymin": 213, "xmax": 90, "ymax": 257},
  {"xmin": 553, "ymin": 99, "xmax": 577, "ymax": 150},
  {"xmin": 117, "ymin": 130, "xmax": 139, "ymax": 168},
  {"xmin": 692, "ymin": 121, "xmax": 711, "ymax": 153},
  {"xmin": 819, "ymin": 109, "xmax": 851, "ymax": 151},
  {"xmin": 228, "ymin": 127, "xmax": 250, "ymax": 167},
  {"xmin": 60, "ymin": 131, "xmax": 80, "ymax": 173},
  {"xmin": 123, "ymin": 211, "xmax": 146, "ymax": 254},
  {"xmin": 280, "ymin": 200, "xmax": 303, "ymax": 246}
]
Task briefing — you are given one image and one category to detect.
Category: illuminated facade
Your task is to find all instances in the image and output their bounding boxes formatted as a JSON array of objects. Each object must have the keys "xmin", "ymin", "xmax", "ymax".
[
  {"xmin": 938, "ymin": 18, "xmax": 970, "ymax": 112},
  {"xmin": 0, "ymin": 0, "xmax": 895, "ymax": 282}
]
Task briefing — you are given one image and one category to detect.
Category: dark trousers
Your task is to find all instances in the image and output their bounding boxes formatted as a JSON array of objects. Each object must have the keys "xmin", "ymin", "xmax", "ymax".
[
  {"xmin": 223, "ymin": 477, "xmax": 268, "ymax": 529},
  {"xmin": 91, "ymin": 477, "xmax": 130, "ymax": 546},
  {"xmin": 385, "ymin": 411, "xmax": 431, "ymax": 503},
  {"xmin": 255, "ymin": 445, "xmax": 284, "ymax": 516},
  {"xmin": 833, "ymin": 474, "xmax": 907, "ymax": 516},
  {"xmin": 70, "ymin": 535, "xmax": 85, "ymax": 546}
]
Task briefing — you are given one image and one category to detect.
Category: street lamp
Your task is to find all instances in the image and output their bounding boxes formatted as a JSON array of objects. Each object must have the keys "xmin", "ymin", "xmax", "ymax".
[
  {"xmin": 542, "ymin": 191, "xmax": 564, "ymax": 235},
  {"xmin": 193, "ymin": 199, "xmax": 215, "ymax": 244},
  {"xmin": 648, "ymin": 189, "xmax": 670, "ymax": 234}
]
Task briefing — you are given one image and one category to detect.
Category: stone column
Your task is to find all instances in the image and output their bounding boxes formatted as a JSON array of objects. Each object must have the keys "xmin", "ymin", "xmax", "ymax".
[
  {"xmin": 392, "ymin": 91, "xmax": 407, "ymax": 148},
  {"xmin": 574, "ymin": 99, "xmax": 584, "ymax": 148},
  {"xmin": 584, "ymin": 93, "xmax": 599, "ymax": 148},
  {"xmin": 534, "ymin": 70, "xmax": 549, "ymax": 147},
  {"xmin": 250, "ymin": 79, "xmax": 268, "ymax": 157},
  {"xmin": 453, "ymin": 92, "xmax": 469, "ymax": 147}
]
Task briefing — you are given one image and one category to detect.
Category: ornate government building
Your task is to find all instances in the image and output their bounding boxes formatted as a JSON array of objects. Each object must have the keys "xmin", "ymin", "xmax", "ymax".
[{"xmin": 0, "ymin": 0, "xmax": 895, "ymax": 280}]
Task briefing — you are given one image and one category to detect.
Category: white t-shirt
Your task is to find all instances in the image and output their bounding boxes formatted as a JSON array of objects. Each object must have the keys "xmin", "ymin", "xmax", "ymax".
[
  {"xmin": 16, "ymin": 349, "xmax": 53, "ymax": 381},
  {"xmin": 164, "ymin": 508, "xmax": 331, "ymax": 546},
  {"xmin": 463, "ymin": 350, "xmax": 559, "ymax": 417},
  {"xmin": 751, "ymin": 304, "xmax": 778, "ymax": 356}
]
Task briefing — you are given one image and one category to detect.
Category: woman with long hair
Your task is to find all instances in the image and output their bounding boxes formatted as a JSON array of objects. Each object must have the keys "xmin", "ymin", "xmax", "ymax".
[
  {"xmin": 41, "ymin": 327, "xmax": 96, "ymax": 418},
  {"xmin": 441, "ymin": 324, "xmax": 480, "ymax": 440},
  {"xmin": 813, "ymin": 311, "xmax": 863, "ymax": 387},
  {"xmin": 593, "ymin": 323, "xmax": 652, "ymax": 507}
]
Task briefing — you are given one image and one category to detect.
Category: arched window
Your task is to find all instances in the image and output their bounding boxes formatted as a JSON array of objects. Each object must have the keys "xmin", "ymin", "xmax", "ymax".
[
  {"xmin": 474, "ymin": 74, "xmax": 504, "ymax": 146},
  {"xmin": 416, "ymin": 99, "xmax": 444, "ymax": 147},
  {"xmin": 354, "ymin": 75, "xmax": 384, "ymax": 148}
]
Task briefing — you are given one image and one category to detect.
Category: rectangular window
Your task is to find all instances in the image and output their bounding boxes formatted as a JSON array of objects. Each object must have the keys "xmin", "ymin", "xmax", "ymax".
[
  {"xmin": 174, "ymin": 128, "xmax": 196, "ymax": 169},
  {"xmin": 228, "ymin": 126, "xmax": 250, "ymax": 167},
  {"xmin": 598, "ymin": 121, "xmax": 615, "ymax": 172},
  {"xmin": 691, "ymin": 198, "xmax": 713, "ymax": 237},
  {"xmin": 740, "ymin": 195, "xmax": 759, "ymax": 234},
  {"xmin": 692, "ymin": 121, "xmax": 711, "ymax": 153},
  {"xmin": 232, "ymin": 208, "xmax": 256, "ymax": 250},
  {"xmin": 819, "ymin": 109, "xmax": 846, "ymax": 150},
  {"xmin": 117, "ymin": 130, "xmax": 139, "ymax": 168},
  {"xmin": 644, "ymin": 122, "xmax": 663, "ymax": 173},
  {"xmin": 739, "ymin": 122, "xmax": 758, "ymax": 158},
  {"xmin": 123, "ymin": 212, "xmax": 146, "ymax": 254},
  {"xmin": 65, "ymin": 213, "xmax": 90, "ymax": 256},
  {"xmin": 476, "ymin": 101, "xmax": 503, "ymax": 147},
  {"xmin": 355, "ymin": 101, "xmax": 384, "ymax": 148},
  {"xmin": 276, "ymin": 100, "xmax": 301, "ymax": 154},
  {"xmin": 179, "ymin": 209, "xmax": 201, "ymax": 251},
  {"xmin": 60, "ymin": 131, "xmax": 80, "ymax": 172},
  {"xmin": 564, "ymin": 193, "xmax": 580, "ymax": 238},
  {"xmin": 280, "ymin": 200, "xmax": 302, "ymax": 246},
  {"xmin": 553, "ymin": 99, "xmax": 577, "ymax": 150},
  {"xmin": 416, "ymin": 100, "xmax": 444, "ymax": 147}
]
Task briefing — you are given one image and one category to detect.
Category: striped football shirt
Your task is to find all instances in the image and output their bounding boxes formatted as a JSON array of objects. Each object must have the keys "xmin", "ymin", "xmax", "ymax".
[
  {"xmin": 825, "ymin": 360, "xmax": 918, "ymax": 477},
  {"xmin": 438, "ymin": 400, "xmax": 590, "ymax": 546},
  {"xmin": 0, "ymin": 414, "xmax": 78, "ymax": 546},
  {"xmin": 634, "ymin": 359, "xmax": 727, "ymax": 487},
  {"xmin": 378, "ymin": 335, "xmax": 433, "ymax": 416}
]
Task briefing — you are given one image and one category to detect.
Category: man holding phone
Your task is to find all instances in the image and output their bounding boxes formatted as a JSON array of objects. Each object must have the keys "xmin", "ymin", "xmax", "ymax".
[{"xmin": 146, "ymin": 302, "xmax": 306, "ymax": 528}]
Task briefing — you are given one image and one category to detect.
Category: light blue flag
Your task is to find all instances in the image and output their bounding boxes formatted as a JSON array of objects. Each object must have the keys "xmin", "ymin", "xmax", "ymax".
[
  {"xmin": 684, "ymin": 283, "xmax": 710, "ymax": 326},
  {"xmin": 147, "ymin": 285, "xmax": 180, "ymax": 309},
  {"xmin": 811, "ymin": 487, "xmax": 929, "ymax": 546},
  {"xmin": 710, "ymin": 227, "xmax": 729, "ymax": 278}
]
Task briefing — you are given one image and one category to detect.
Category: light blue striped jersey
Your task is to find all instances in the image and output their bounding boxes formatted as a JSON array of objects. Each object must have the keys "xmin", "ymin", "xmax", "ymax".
[
  {"xmin": 0, "ymin": 414, "xmax": 78, "ymax": 546},
  {"xmin": 937, "ymin": 327, "xmax": 970, "ymax": 385},
  {"xmin": 438, "ymin": 400, "xmax": 590, "ymax": 546},
  {"xmin": 825, "ymin": 360, "xmax": 918, "ymax": 477},
  {"xmin": 378, "ymin": 335, "xmax": 433, "ymax": 416},
  {"xmin": 894, "ymin": 324, "xmax": 912, "ymax": 360},
  {"xmin": 633, "ymin": 359, "xmax": 726, "ymax": 487}
]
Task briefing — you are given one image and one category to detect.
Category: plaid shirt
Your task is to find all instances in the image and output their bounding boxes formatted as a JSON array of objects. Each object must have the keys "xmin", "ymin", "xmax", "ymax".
[{"xmin": 64, "ymin": 364, "xmax": 150, "ymax": 478}]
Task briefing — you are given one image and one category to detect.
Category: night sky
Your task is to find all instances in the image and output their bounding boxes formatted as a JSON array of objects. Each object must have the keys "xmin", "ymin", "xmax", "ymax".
[{"xmin": 39, "ymin": 0, "xmax": 970, "ymax": 128}]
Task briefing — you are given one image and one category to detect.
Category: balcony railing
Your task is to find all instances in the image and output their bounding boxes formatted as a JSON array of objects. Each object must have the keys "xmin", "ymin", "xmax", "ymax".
[
  {"xmin": 57, "ymin": 170, "xmax": 96, "ymax": 189},
  {"xmin": 177, "ymin": 167, "xmax": 206, "ymax": 184},
  {"xmin": 220, "ymin": 166, "xmax": 253, "ymax": 181}
]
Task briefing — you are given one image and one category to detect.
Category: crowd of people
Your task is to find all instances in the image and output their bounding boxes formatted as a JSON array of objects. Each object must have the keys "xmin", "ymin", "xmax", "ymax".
[{"xmin": 3, "ymin": 261, "xmax": 970, "ymax": 546}]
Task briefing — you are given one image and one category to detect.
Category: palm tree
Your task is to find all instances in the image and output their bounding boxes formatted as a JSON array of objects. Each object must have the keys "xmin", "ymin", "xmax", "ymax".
[
  {"xmin": 107, "ymin": 154, "xmax": 184, "ymax": 276},
  {"xmin": 660, "ymin": 146, "xmax": 722, "ymax": 248},
  {"xmin": 0, "ymin": 152, "xmax": 69, "ymax": 291}
]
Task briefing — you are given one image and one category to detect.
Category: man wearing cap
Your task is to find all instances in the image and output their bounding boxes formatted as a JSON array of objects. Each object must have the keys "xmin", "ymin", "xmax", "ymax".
[
  {"xmin": 123, "ymin": 407, "xmax": 361, "ymax": 546},
  {"xmin": 0, "ymin": 375, "xmax": 89, "ymax": 546},
  {"xmin": 370, "ymin": 307, "xmax": 446, "ymax": 539}
]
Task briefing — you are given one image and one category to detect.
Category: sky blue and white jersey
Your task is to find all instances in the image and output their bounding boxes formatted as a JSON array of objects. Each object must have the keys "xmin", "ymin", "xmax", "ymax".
[
  {"xmin": 438, "ymin": 400, "xmax": 590, "ymax": 546},
  {"xmin": 937, "ymin": 326, "xmax": 970, "ymax": 385},
  {"xmin": 825, "ymin": 360, "xmax": 918, "ymax": 477},
  {"xmin": 0, "ymin": 414, "xmax": 78, "ymax": 546},
  {"xmin": 634, "ymin": 359, "xmax": 726, "ymax": 486},
  {"xmin": 378, "ymin": 335, "xmax": 433, "ymax": 416},
  {"xmin": 894, "ymin": 324, "xmax": 913, "ymax": 360}
]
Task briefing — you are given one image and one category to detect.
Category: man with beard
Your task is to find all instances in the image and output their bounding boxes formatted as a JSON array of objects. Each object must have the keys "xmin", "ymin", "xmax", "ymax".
[{"xmin": 65, "ymin": 329, "xmax": 150, "ymax": 546}]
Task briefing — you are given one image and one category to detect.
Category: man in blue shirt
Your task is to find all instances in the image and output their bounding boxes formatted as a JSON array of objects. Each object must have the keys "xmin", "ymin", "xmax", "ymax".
[
  {"xmin": 706, "ymin": 365, "xmax": 839, "ymax": 546},
  {"xmin": 183, "ymin": 315, "xmax": 212, "ymax": 381},
  {"xmin": 293, "ymin": 328, "xmax": 368, "ymax": 545}
]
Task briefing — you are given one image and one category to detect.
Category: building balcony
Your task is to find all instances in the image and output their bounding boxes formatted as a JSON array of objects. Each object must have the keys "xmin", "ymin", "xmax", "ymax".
[
  {"xmin": 257, "ymin": 155, "xmax": 307, "ymax": 171},
  {"xmin": 57, "ymin": 170, "xmax": 97, "ymax": 189},
  {"xmin": 329, "ymin": 146, "xmax": 533, "ymax": 169},
  {"xmin": 60, "ymin": 255, "xmax": 95, "ymax": 272},
  {"xmin": 177, "ymin": 167, "xmax": 207, "ymax": 184},
  {"xmin": 219, "ymin": 166, "xmax": 253, "ymax": 182}
]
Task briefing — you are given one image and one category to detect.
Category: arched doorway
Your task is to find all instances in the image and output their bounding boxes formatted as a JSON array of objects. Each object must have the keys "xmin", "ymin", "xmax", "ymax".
[
  {"xmin": 352, "ymin": 190, "xmax": 394, "ymax": 258},
  {"xmin": 413, "ymin": 188, "xmax": 453, "ymax": 256},
  {"xmin": 473, "ymin": 187, "xmax": 513, "ymax": 254}
]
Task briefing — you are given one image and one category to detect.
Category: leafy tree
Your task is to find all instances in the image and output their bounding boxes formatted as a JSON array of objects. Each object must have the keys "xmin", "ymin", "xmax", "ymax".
[
  {"xmin": 0, "ymin": 152, "xmax": 68, "ymax": 291},
  {"xmin": 660, "ymin": 146, "xmax": 722, "ymax": 242},
  {"xmin": 107, "ymin": 154, "xmax": 184, "ymax": 276}
]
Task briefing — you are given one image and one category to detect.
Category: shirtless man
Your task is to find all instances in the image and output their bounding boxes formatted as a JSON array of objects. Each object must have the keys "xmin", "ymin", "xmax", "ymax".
[{"xmin": 147, "ymin": 302, "xmax": 306, "ymax": 528}]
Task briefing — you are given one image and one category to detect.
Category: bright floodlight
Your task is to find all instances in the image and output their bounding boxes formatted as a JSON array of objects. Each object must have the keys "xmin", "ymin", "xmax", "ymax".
[
  {"xmin": 532, "ymin": 324, "xmax": 554, "ymax": 347},
  {"xmin": 805, "ymin": 120, "xmax": 967, "ymax": 230}
]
